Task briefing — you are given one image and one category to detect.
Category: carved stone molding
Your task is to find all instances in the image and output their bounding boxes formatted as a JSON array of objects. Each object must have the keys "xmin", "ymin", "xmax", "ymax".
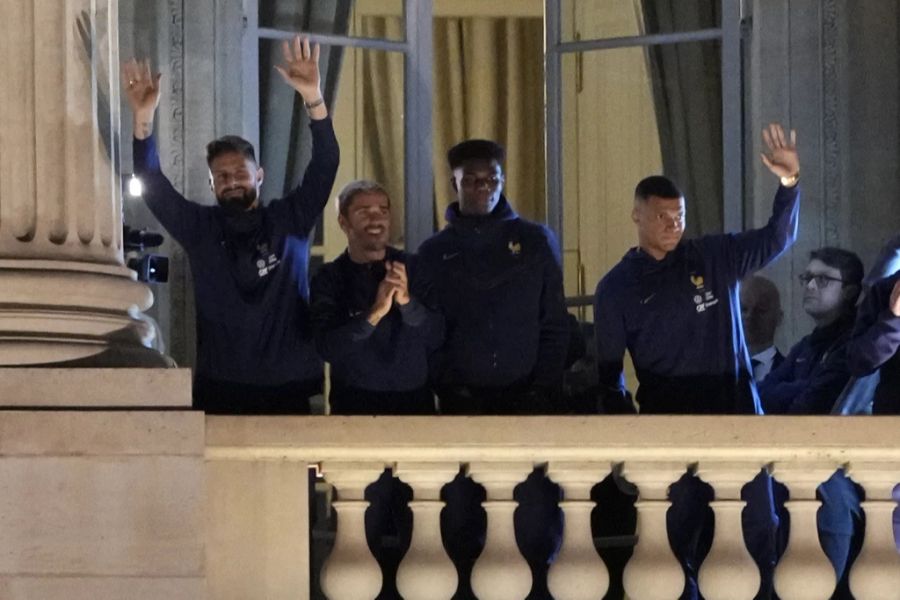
[
  {"xmin": 821, "ymin": 0, "xmax": 841, "ymax": 246},
  {"xmin": 0, "ymin": 0, "xmax": 165, "ymax": 366}
]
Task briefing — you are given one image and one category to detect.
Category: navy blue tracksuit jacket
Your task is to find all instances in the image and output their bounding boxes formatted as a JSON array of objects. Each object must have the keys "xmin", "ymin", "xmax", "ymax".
[
  {"xmin": 594, "ymin": 184, "xmax": 800, "ymax": 414},
  {"xmin": 417, "ymin": 196, "xmax": 569, "ymax": 390},
  {"xmin": 847, "ymin": 270, "xmax": 900, "ymax": 414},
  {"xmin": 134, "ymin": 118, "xmax": 339, "ymax": 387},
  {"xmin": 309, "ymin": 247, "xmax": 443, "ymax": 393}
]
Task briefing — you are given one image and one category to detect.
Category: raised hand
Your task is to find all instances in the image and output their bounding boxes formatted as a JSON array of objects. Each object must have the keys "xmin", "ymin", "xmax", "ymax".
[
  {"xmin": 760, "ymin": 123, "xmax": 800, "ymax": 181},
  {"xmin": 122, "ymin": 59, "xmax": 161, "ymax": 139},
  {"xmin": 890, "ymin": 279, "xmax": 900, "ymax": 318},
  {"xmin": 385, "ymin": 261, "xmax": 410, "ymax": 305},
  {"xmin": 367, "ymin": 279, "xmax": 396, "ymax": 326},
  {"xmin": 274, "ymin": 35, "xmax": 322, "ymax": 104}
]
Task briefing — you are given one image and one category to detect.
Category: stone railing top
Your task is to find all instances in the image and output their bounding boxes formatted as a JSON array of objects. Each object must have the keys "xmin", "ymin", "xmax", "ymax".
[
  {"xmin": 0, "ymin": 368, "xmax": 191, "ymax": 407},
  {"xmin": 205, "ymin": 415, "xmax": 900, "ymax": 465}
]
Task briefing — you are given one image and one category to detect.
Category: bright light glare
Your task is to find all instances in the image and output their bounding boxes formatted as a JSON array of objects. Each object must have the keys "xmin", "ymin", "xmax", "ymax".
[{"xmin": 128, "ymin": 174, "xmax": 143, "ymax": 198}]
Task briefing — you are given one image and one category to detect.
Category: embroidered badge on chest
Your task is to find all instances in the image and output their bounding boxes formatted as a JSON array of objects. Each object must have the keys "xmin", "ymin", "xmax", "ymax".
[
  {"xmin": 256, "ymin": 243, "xmax": 281, "ymax": 278},
  {"xmin": 508, "ymin": 240, "xmax": 521, "ymax": 256},
  {"xmin": 689, "ymin": 272, "xmax": 718, "ymax": 313}
]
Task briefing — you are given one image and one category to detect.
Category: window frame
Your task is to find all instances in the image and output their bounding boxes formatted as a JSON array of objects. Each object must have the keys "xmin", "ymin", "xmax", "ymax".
[{"xmin": 243, "ymin": 0, "xmax": 745, "ymax": 250}]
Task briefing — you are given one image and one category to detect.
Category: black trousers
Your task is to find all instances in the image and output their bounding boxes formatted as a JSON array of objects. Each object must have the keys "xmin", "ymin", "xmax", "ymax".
[
  {"xmin": 329, "ymin": 386, "xmax": 436, "ymax": 415},
  {"xmin": 192, "ymin": 375, "xmax": 321, "ymax": 414}
]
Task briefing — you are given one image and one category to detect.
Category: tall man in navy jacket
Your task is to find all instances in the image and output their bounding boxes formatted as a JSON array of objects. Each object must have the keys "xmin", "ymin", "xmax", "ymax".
[
  {"xmin": 418, "ymin": 139, "xmax": 569, "ymax": 414},
  {"xmin": 123, "ymin": 36, "xmax": 339, "ymax": 414},
  {"xmin": 418, "ymin": 139, "xmax": 569, "ymax": 599},
  {"xmin": 593, "ymin": 123, "xmax": 801, "ymax": 599}
]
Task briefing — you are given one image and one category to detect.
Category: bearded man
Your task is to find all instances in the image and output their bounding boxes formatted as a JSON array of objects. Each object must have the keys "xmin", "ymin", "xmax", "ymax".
[{"xmin": 124, "ymin": 36, "xmax": 339, "ymax": 413}]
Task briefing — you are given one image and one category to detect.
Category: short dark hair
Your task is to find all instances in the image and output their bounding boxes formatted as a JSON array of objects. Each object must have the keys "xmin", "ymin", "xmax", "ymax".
[
  {"xmin": 809, "ymin": 246, "xmax": 865, "ymax": 285},
  {"xmin": 810, "ymin": 246, "xmax": 864, "ymax": 303},
  {"xmin": 337, "ymin": 180, "xmax": 390, "ymax": 216},
  {"xmin": 634, "ymin": 175, "xmax": 683, "ymax": 201},
  {"xmin": 206, "ymin": 135, "xmax": 257, "ymax": 167},
  {"xmin": 447, "ymin": 139, "xmax": 506, "ymax": 169}
]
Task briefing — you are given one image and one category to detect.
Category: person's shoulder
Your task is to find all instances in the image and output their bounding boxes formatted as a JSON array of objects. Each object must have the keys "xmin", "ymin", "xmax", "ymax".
[
  {"xmin": 311, "ymin": 254, "xmax": 346, "ymax": 286},
  {"xmin": 595, "ymin": 258, "xmax": 631, "ymax": 296},
  {"xmin": 418, "ymin": 228, "xmax": 454, "ymax": 256},
  {"xmin": 508, "ymin": 217, "xmax": 559, "ymax": 252},
  {"xmin": 510, "ymin": 216, "xmax": 551, "ymax": 237},
  {"xmin": 876, "ymin": 270, "xmax": 900, "ymax": 291}
]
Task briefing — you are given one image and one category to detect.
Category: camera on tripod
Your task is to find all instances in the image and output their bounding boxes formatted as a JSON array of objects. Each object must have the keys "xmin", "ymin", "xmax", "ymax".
[{"xmin": 124, "ymin": 226, "xmax": 169, "ymax": 283}]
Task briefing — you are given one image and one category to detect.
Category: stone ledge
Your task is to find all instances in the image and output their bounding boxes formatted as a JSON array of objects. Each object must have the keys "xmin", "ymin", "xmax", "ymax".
[
  {"xmin": 0, "ymin": 411, "xmax": 204, "ymax": 456},
  {"xmin": 0, "ymin": 368, "xmax": 191, "ymax": 407}
]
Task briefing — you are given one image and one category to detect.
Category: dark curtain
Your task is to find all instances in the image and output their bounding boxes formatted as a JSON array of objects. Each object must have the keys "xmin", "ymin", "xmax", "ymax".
[
  {"xmin": 641, "ymin": 1, "xmax": 723, "ymax": 236},
  {"xmin": 258, "ymin": 0, "xmax": 351, "ymax": 223}
]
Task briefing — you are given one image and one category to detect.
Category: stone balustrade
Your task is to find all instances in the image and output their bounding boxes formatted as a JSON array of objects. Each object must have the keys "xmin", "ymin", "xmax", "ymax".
[{"xmin": 206, "ymin": 415, "xmax": 900, "ymax": 600}]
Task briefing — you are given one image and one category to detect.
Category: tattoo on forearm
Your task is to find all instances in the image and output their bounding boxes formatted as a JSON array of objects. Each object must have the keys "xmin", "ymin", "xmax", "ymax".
[{"xmin": 138, "ymin": 121, "xmax": 152, "ymax": 137}]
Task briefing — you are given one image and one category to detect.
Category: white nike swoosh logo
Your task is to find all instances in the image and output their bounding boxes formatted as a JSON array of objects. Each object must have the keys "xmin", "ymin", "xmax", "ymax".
[
  {"xmin": 640, "ymin": 293, "xmax": 655, "ymax": 304},
  {"xmin": 442, "ymin": 252, "xmax": 460, "ymax": 260}
]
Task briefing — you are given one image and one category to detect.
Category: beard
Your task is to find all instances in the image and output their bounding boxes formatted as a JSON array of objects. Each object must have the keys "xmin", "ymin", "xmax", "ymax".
[{"xmin": 217, "ymin": 187, "xmax": 258, "ymax": 214}]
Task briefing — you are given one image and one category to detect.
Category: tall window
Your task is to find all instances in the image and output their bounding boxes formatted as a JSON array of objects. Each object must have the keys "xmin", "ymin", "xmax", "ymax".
[{"xmin": 248, "ymin": 0, "xmax": 743, "ymax": 276}]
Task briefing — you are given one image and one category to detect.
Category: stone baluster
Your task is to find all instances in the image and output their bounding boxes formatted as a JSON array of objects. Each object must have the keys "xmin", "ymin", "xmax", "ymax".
[
  {"xmin": 848, "ymin": 462, "xmax": 900, "ymax": 600},
  {"xmin": 621, "ymin": 462, "xmax": 687, "ymax": 600},
  {"xmin": 772, "ymin": 463, "xmax": 837, "ymax": 600},
  {"xmin": 469, "ymin": 461, "xmax": 534, "ymax": 600},
  {"xmin": 546, "ymin": 461, "xmax": 609, "ymax": 600},
  {"xmin": 0, "ymin": 0, "xmax": 162, "ymax": 366},
  {"xmin": 395, "ymin": 462, "xmax": 459, "ymax": 600},
  {"xmin": 319, "ymin": 462, "xmax": 384, "ymax": 600},
  {"xmin": 696, "ymin": 462, "xmax": 764, "ymax": 600}
]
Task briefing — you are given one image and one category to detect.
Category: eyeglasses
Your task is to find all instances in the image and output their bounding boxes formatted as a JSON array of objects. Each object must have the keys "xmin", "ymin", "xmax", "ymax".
[
  {"xmin": 460, "ymin": 175, "xmax": 503, "ymax": 189},
  {"xmin": 798, "ymin": 273, "xmax": 845, "ymax": 287}
]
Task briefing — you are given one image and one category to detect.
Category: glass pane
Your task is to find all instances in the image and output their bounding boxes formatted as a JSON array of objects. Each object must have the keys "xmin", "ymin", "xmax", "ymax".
[
  {"xmin": 561, "ymin": 42, "xmax": 723, "ymax": 298},
  {"xmin": 259, "ymin": 0, "xmax": 406, "ymax": 42},
  {"xmin": 561, "ymin": 0, "xmax": 720, "ymax": 41},
  {"xmin": 258, "ymin": 37, "xmax": 405, "ymax": 257},
  {"xmin": 431, "ymin": 16, "xmax": 546, "ymax": 227}
]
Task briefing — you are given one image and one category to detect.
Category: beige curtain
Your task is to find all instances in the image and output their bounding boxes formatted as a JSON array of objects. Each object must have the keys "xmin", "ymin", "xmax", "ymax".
[
  {"xmin": 358, "ymin": 16, "xmax": 546, "ymax": 240},
  {"xmin": 357, "ymin": 18, "xmax": 407, "ymax": 243},
  {"xmin": 432, "ymin": 17, "xmax": 545, "ymax": 226}
]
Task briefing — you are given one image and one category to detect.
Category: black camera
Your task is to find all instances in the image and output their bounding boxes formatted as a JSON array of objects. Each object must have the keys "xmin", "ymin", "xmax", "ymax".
[{"xmin": 124, "ymin": 226, "xmax": 169, "ymax": 284}]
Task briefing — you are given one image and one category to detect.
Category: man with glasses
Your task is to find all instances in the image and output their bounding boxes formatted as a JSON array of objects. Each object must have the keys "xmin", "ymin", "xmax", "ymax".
[
  {"xmin": 759, "ymin": 248, "xmax": 863, "ymax": 414},
  {"xmin": 592, "ymin": 123, "xmax": 800, "ymax": 600},
  {"xmin": 757, "ymin": 248, "xmax": 864, "ymax": 599},
  {"xmin": 417, "ymin": 138, "xmax": 569, "ymax": 599}
]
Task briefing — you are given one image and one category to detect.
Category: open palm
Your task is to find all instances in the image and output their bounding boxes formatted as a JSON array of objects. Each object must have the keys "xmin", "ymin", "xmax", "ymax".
[
  {"xmin": 274, "ymin": 35, "xmax": 322, "ymax": 102},
  {"xmin": 760, "ymin": 123, "xmax": 799, "ymax": 179},
  {"xmin": 122, "ymin": 58, "xmax": 161, "ymax": 115}
]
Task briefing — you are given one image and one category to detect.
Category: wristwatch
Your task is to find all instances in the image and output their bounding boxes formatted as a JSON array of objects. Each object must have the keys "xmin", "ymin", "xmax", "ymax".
[{"xmin": 780, "ymin": 171, "xmax": 800, "ymax": 187}]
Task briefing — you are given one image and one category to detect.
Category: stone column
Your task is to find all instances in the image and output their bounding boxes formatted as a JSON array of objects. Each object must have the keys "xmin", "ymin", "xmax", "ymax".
[
  {"xmin": 469, "ymin": 461, "xmax": 534, "ymax": 600},
  {"xmin": 0, "ymin": 0, "xmax": 162, "ymax": 366},
  {"xmin": 395, "ymin": 462, "xmax": 459, "ymax": 600},
  {"xmin": 546, "ymin": 461, "xmax": 610, "ymax": 599},
  {"xmin": 697, "ymin": 462, "xmax": 764, "ymax": 600},
  {"xmin": 772, "ymin": 463, "xmax": 837, "ymax": 600},
  {"xmin": 621, "ymin": 462, "xmax": 686, "ymax": 600},
  {"xmin": 847, "ymin": 463, "xmax": 900, "ymax": 600},
  {"xmin": 319, "ymin": 461, "xmax": 384, "ymax": 600}
]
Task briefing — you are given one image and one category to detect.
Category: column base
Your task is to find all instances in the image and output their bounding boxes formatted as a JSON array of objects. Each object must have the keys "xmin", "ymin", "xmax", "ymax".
[{"xmin": 0, "ymin": 259, "xmax": 169, "ymax": 367}]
